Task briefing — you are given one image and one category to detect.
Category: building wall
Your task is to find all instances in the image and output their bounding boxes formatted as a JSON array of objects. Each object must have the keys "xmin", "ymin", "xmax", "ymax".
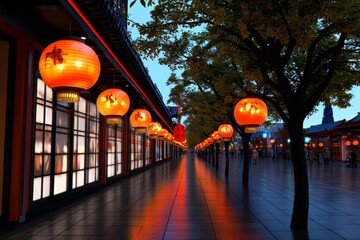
[{"xmin": 0, "ymin": 16, "xmax": 177, "ymax": 225}]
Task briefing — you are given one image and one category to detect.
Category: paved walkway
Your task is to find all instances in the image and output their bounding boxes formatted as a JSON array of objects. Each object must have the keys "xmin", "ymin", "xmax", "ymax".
[{"xmin": 1, "ymin": 153, "xmax": 360, "ymax": 239}]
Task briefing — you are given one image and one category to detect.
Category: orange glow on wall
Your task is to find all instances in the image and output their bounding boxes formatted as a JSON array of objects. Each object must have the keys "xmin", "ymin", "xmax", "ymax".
[
  {"xmin": 234, "ymin": 98, "xmax": 268, "ymax": 133},
  {"xmin": 147, "ymin": 122, "xmax": 162, "ymax": 138},
  {"xmin": 39, "ymin": 39, "xmax": 100, "ymax": 102},
  {"xmin": 218, "ymin": 124, "xmax": 233, "ymax": 141},
  {"xmin": 96, "ymin": 88, "xmax": 130, "ymax": 124},
  {"xmin": 130, "ymin": 109, "xmax": 152, "ymax": 134}
]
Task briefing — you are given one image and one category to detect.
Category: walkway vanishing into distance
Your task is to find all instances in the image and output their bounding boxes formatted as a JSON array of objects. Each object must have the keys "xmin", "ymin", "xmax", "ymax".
[{"xmin": 1, "ymin": 153, "xmax": 360, "ymax": 239}]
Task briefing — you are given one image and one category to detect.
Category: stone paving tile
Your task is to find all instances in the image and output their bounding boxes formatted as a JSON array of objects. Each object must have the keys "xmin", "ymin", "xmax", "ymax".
[{"xmin": 1, "ymin": 153, "xmax": 360, "ymax": 239}]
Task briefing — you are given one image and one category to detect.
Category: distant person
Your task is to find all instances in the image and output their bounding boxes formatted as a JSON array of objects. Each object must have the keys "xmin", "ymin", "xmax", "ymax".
[
  {"xmin": 323, "ymin": 148, "xmax": 330, "ymax": 166},
  {"xmin": 350, "ymin": 149, "xmax": 358, "ymax": 168},
  {"xmin": 304, "ymin": 148, "xmax": 309, "ymax": 161},
  {"xmin": 252, "ymin": 148, "xmax": 259, "ymax": 164}
]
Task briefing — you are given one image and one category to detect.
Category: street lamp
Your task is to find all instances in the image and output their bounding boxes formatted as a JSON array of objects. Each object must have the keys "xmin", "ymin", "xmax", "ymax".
[
  {"xmin": 211, "ymin": 131, "xmax": 221, "ymax": 168},
  {"xmin": 234, "ymin": 98, "xmax": 268, "ymax": 133},
  {"xmin": 218, "ymin": 124, "xmax": 233, "ymax": 176}
]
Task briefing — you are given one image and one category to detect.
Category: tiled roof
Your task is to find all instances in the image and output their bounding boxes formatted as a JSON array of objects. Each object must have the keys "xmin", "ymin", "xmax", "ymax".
[{"xmin": 306, "ymin": 120, "xmax": 343, "ymax": 134}]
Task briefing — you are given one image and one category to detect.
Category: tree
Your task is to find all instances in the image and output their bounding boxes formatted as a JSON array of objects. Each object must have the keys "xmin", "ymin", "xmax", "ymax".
[{"xmin": 133, "ymin": 0, "xmax": 360, "ymax": 231}]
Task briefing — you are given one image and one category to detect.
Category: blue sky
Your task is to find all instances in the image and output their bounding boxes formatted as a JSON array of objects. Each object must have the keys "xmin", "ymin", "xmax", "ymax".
[{"xmin": 128, "ymin": 4, "xmax": 360, "ymax": 129}]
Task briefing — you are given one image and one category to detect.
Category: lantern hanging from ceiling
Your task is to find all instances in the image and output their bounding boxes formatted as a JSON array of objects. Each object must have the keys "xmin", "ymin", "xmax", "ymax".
[
  {"xmin": 158, "ymin": 128, "xmax": 168, "ymax": 140},
  {"xmin": 167, "ymin": 134, "xmax": 174, "ymax": 142},
  {"xmin": 218, "ymin": 124, "xmax": 233, "ymax": 141},
  {"xmin": 130, "ymin": 109, "xmax": 152, "ymax": 134},
  {"xmin": 39, "ymin": 39, "xmax": 100, "ymax": 102},
  {"xmin": 147, "ymin": 122, "xmax": 162, "ymax": 138},
  {"xmin": 96, "ymin": 88, "xmax": 130, "ymax": 124},
  {"xmin": 174, "ymin": 123, "xmax": 186, "ymax": 142},
  {"xmin": 234, "ymin": 98, "xmax": 268, "ymax": 133}
]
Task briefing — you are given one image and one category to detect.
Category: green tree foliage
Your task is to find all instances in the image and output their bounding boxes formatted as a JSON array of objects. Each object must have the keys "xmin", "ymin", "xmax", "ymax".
[{"xmin": 133, "ymin": 0, "xmax": 360, "ymax": 231}]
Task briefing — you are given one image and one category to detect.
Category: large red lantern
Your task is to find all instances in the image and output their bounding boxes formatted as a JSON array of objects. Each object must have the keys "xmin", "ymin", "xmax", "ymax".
[
  {"xmin": 39, "ymin": 39, "xmax": 100, "ymax": 102},
  {"xmin": 96, "ymin": 88, "xmax": 130, "ymax": 124},
  {"xmin": 174, "ymin": 123, "xmax": 186, "ymax": 142},
  {"xmin": 234, "ymin": 98, "xmax": 268, "ymax": 133},
  {"xmin": 147, "ymin": 122, "xmax": 162, "ymax": 138},
  {"xmin": 218, "ymin": 124, "xmax": 233, "ymax": 141},
  {"xmin": 130, "ymin": 109, "xmax": 152, "ymax": 134}
]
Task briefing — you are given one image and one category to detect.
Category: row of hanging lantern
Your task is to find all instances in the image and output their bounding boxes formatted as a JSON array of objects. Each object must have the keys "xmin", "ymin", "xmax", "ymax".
[
  {"xmin": 195, "ymin": 98, "xmax": 268, "ymax": 150},
  {"xmin": 39, "ymin": 39, "xmax": 184, "ymax": 147},
  {"xmin": 195, "ymin": 124, "xmax": 234, "ymax": 150}
]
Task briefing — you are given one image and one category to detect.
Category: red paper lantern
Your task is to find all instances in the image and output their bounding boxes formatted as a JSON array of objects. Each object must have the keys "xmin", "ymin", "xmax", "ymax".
[
  {"xmin": 39, "ymin": 39, "xmax": 100, "ymax": 102},
  {"xmin": 130, "ymin": 109, "xmax": 152, "ymax": 134},
  {"xmin": 218, "ymin": 124, "xmax": 233, "ymax": 141},
  {"xmin": 96, "ymin": 88, "xmax": 130, "ymax": 124},
  {"xmin": 234, "ymin": 98, "xmax": 268, "ymax": 133},
  {"xmin": 174, "ymin": 124, "xmax": 186, "ymax": 142}
]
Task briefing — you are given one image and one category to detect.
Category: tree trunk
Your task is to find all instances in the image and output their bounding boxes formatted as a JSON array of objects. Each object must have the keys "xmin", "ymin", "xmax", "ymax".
[
  {"xmin": 288, "ymin": 120, "xmax": 309, "ymax": 231},
  {"xmin": 211, "ymin": 144, "xmax": 215, "ymax": 167},
  {"xmin": 242, "ymin": 133, "xmax": 251, "ymax": 186},
  {"xmin": 225, "ymin": 141, "xmax": 230, "ymax": 176},
  {"xmin": 215, "ymin": 142, "xmax": 219, "ymax": 169}
]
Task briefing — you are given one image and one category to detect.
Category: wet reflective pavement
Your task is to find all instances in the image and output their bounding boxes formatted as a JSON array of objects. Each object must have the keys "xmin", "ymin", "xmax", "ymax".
[{"xmin": 1, "ymin": 153, "xmax": 360, "ymax": 239}]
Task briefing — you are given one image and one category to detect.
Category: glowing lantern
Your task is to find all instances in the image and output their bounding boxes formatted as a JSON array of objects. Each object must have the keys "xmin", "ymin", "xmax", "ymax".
[
  {"xmin": 345, "ymin": 140, "xmax": 351, "ymax": 146},
  {"xmin": 234, "ymin": 98, "xmax": 268, "ymax": 133},
  {"xmin": 318, "ymin": 142, "xmax": 324, "ymax": 148},
  {"xmin": 96, "ymin": 88, "xmax": 130, "ymax": 124},
  {"xmin": 211, "ymin": 131, "xmax": 221, "ymax": 142},
  {"xmin": 130, "ymin": 109, "xmax": 152, "ymax": 134},
  {"xmin": 39, "ymin": 39, "xmax": 100, "ymax": 102},
  {"xmin": 218, "ymin": 124, "xmax": 233, "ymax": 141},
  {"xmin": 207, "ymin": 137, "xmax": 214, "ymax": 144},
  {"xmin": 270, "ymin": 138, "xmax": 275, "ymax": 144},
  {"xmin": 147, "ymin": 122, "xmax": 162, "ymax": 138},
  {"xmin": 158, "ymin": 128, "xmax": 168, "ymax": 140},
  {"xmin": 167, "ymin": 134, "xmax": 174, "ymax": 142},
  {"xmin": 311, "ymin": 143, "xmax": 316, "ymax": 148},
  {"xmin": 353, "ymin": 140, "xmax": 359, "ymax": 146},
  {"xmin": 174, "ymin": 124, "xmax": 186, "ymax": 142}
]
